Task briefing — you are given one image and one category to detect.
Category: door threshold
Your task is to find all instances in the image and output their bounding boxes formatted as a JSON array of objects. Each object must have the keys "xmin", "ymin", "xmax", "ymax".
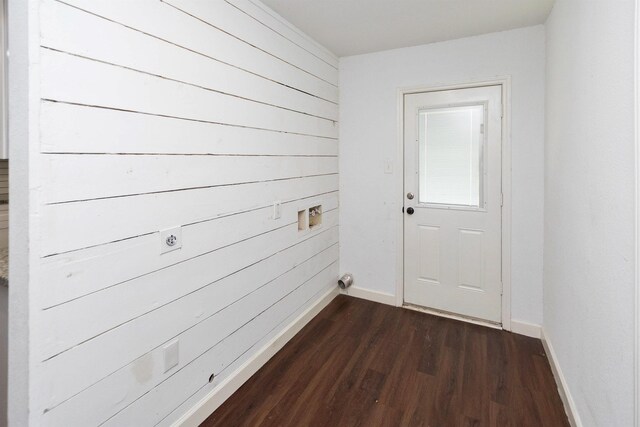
[{"xmin": 402, "ymin": 303, "xmax": 502, "ymax": 330}]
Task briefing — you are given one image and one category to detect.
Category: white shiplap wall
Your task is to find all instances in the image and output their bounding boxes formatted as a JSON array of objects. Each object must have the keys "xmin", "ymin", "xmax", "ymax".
[{"xmin": 33, "ymin": 0, "xmax": 339, "ymax": 425}]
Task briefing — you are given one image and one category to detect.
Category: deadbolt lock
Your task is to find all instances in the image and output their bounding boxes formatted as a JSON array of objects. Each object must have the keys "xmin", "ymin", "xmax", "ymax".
[{"xmin": 407, "ymin": 192, "xmax": 414, "ymax": 200}]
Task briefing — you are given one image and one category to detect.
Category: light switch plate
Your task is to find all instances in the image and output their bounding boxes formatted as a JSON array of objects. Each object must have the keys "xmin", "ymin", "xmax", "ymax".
[
  {"xmin": 164, "ymin": 340, "xmax": 179, "ymax": 373},
  {"xmin": 384, "ymin": 159, "xmax": 393, "ymax": 174},
  {"xmin": 273, "ymin": 201, "xmax": 282, "ymax": 220},
  {"xmin": 160, "ymin": 226, "xmax": 182, "ymax": 254}
]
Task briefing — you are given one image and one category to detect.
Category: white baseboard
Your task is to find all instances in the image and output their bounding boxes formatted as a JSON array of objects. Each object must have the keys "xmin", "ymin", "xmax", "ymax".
[
  {"xmin": 541, "ymin": 329, "xmax": 582, "ymax": 427},
  {"xmin": 173, "ymin": 287, "xmax": 339, "ymax": 427},
  {"xmin": 340, "ymin": 286, "xmax": 396, "ymax": 306},
  {"xmin": 510, "ymin": 319, "xmax": 542, "ymax": 338}
]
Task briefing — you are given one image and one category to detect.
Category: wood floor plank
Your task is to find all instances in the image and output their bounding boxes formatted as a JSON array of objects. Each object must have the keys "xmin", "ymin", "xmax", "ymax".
[
  {"xmin": 201, "ymin": 295, "xmax": 570, "ymax": 427},
  {"xmin": 459, "ymin": 323, "xmax": 489, "ymax": 423}
]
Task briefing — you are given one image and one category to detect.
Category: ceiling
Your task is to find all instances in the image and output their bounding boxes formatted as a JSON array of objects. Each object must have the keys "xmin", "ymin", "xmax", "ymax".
[{"xmin": 261, "ymin": 0, "xmax": 555, "ymax": 57}]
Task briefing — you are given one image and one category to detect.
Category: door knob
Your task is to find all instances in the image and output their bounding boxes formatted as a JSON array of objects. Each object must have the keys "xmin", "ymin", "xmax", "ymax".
[
  {"xmin": 406, "ymin": 207, "xmax": 414, "ymax": 215},
  {"xmin": 407, "ymin": 192, "xmax": 414, "ymax": 200}
]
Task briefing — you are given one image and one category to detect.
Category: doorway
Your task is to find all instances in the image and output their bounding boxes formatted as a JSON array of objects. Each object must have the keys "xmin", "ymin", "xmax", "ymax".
[{"xmin": 402, "ymin": 84, "xmax": 505, "ymax": 324}]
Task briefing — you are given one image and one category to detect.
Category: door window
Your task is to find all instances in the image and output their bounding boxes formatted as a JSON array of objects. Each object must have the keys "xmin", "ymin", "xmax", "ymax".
[{"xmin": 418, "ymin": 105, "xmax": 484, "ymax": 207}]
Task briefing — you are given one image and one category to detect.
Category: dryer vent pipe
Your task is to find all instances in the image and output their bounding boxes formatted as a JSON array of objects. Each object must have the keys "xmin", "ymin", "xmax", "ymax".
[{"xmin": 338, "ymin": 273, "xmax": 354, "ymax": 290}]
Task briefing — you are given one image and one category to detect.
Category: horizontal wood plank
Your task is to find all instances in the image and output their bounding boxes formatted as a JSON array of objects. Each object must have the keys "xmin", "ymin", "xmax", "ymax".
[
  {"xmin": 40, "ymin": 193, "xmax": 338, "ymax": 308},
  {"xmin": 226, "ymin": 0, "xmax": 338, "ymax": 67},
  {"xmin": 40, "ymin": 0, "xmax": 338, "ymax": 121},
  {"xmin": 37, "ymin": 211, "xmax": 339, "ymax": 361},
  {"xmin": 43, "ymin": 154, "xmax": 337, "ymax": 203},
  {"xmin": 164, "ymin": 0, "xmax": 338, "ymax": 85},
  {"xmin": 53, "ymin": 0, "xmax": 338, "ymax": 102},
  {"xmin": 41, "ymin": 174, "xmax": 338, "ymax": 255},
  {"xmin": 41, "ymin": 48, "xmax": 338, "ymax": 139},
  {"xmin": 40, "ymin": 101, "xmax": 338, "ymax": 156}
]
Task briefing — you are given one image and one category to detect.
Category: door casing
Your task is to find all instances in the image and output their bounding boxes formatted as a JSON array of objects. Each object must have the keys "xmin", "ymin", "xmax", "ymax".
[{"xmin": 394, "ymin": 77, "xmax": 512, "ymax": 331}]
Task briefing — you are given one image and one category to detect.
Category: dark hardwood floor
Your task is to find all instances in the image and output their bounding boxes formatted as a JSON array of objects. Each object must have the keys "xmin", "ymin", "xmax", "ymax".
[{"xmin": 202, "ymin": 295, "xmax": 569, "ymax": 427}]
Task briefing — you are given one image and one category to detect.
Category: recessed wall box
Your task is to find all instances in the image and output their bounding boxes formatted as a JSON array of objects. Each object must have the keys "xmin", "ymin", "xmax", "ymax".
[{"xmin": 309, "ymin": 205, "xmax": 322, "ymax": 229}]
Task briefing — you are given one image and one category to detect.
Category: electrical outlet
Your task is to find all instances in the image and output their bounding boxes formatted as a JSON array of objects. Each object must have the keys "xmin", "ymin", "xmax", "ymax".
[
  {"xmin": 163, "ymin": 340, "xmax": 179, "ymax": 373},
  {"xmin": 160, "ymin": 226, "xmax": 182, "ymax": 254},
  {"xmin": 273, "ymin": 201, "xmax": 282, "ymax": 220}
]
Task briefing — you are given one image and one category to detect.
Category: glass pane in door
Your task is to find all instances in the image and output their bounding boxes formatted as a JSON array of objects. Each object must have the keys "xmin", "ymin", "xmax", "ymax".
[{"xmin": 418, "ymin": 105, "xmax": 484, "ymax": 207}]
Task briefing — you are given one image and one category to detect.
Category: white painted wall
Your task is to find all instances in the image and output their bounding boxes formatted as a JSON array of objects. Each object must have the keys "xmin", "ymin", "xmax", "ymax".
[
  {"xmin": 15, "ymin": 0, "xmax": 339, "ymax": 425},
  {"xmin": 7, "ymin": 0, "xmax": 38, "ymax": 425},
  {"xmin": 339, "ymin": 26, "xmax": 545, "ymax": 325},
  {"xmin": 544, "ymin": 1, "xmax": 636, "ymax": 425}
]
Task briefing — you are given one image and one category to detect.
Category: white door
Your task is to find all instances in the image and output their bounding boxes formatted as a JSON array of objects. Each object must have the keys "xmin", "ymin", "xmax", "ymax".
[{"xmin": 403, "ymin": 85, "xmax": 503, "ymax": 323}]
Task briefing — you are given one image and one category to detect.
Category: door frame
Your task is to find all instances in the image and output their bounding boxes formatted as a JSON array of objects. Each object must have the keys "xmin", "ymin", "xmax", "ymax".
[{"xmin": 394, "ymin": 77, "xmax": 512, "ymax": 330}]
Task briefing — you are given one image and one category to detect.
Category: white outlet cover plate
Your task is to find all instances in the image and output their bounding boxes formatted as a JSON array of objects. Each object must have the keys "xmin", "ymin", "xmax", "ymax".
[
  {"xmin": 163, "ymin": 340, "xmax": 179, "ymax": 372},
  {"xmin": 160, "ymin": 226, "xmax": 182, "ymax": 254},
  {"xmin": 273, "ymin": 201, "xmax": 282, "ymax": 220}
]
